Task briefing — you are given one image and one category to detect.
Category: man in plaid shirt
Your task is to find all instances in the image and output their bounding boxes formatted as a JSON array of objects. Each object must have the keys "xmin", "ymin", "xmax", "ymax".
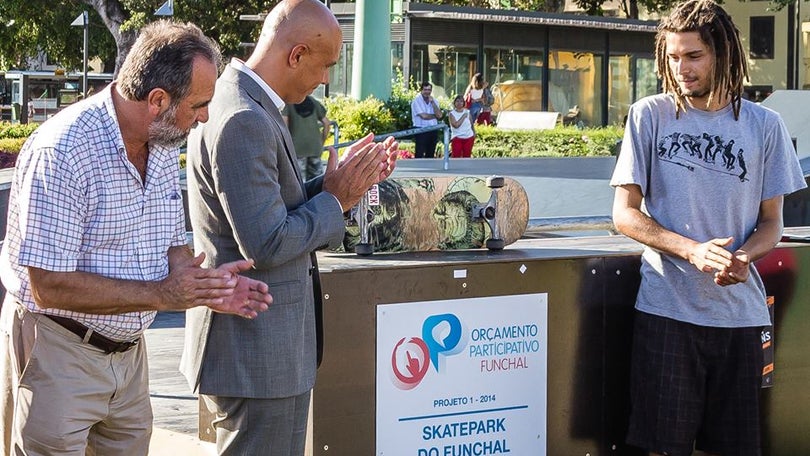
[{"xmin": 0, "ymin": 21, "xmax": 271, "ymax": 455}]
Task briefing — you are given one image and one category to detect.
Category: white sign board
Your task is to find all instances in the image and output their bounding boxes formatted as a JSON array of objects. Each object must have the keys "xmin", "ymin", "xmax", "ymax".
[{"xmin": 376, "ymin": 293, "xmax": 548, "ymax": 456}]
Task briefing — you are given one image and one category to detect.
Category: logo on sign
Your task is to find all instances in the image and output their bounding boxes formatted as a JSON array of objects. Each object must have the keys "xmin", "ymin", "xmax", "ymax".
[{"xmin": 390, "ymin": 313, "xmax": 467, "ymax": 390}]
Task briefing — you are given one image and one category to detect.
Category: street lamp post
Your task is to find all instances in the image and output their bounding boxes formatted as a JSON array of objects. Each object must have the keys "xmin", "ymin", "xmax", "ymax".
[
  {"xmin": 70, "ymin": 11, "xmax": 89, "ymax": 99},
  {"xmin": 154, "ymin": 0, "xmax": 174, "ymax": 16}
]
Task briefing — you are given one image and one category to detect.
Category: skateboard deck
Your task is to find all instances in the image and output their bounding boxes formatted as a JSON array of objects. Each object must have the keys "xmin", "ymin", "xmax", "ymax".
[{"xmin": 341, "ymin": 175, "xmax": 529, "ymax": 254}]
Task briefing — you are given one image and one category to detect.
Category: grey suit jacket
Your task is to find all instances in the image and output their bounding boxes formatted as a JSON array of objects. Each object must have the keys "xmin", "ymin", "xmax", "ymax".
[{"xmin": 180, "ymin": 66, "xmax": 345, "ymax": 398}]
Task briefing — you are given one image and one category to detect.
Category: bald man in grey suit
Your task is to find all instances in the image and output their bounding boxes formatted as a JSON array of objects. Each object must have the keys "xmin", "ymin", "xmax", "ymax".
[{"xmin": 180, "ymin": 1, "xmax": 398, "ymax": 454}]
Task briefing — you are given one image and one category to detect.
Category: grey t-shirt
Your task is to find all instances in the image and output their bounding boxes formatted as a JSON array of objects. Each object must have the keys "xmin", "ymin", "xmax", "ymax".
[{"xmin": 611, "ymin": 94, "xmax": 806, "ymax": 327}]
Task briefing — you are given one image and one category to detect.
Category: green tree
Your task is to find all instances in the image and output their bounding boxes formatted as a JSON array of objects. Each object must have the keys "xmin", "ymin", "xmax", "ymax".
[
  {"xmin": 413, "ymin": 0, "xmax": 679, "ymax": 20},
  {"xmin": 755, "ymin": 0, "xmax": 795, "ymax": 10},
  {"xmin": 0, "ymin": 1, "xmax": 117, "ymax": 71},
  {"xmin": 0, "ymin": 0, "xmax": 279, "ymax": 74}
]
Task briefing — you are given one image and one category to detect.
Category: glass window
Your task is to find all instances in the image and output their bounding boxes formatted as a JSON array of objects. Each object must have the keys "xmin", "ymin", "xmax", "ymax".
[
  {"xmin": 392, "ymin": 42, "xmax": 404, "ymax": 82},
  {"xmin": 410, "ymin": 44, "xmax": 477, "ymax": 99},
  {"xmin": 635, "ymin": 57, "xmax": 658, "ymax": 100},
  {"xmin": 609, "ymin": 55, "xmax": 633, "ymax": 126},
  {"xmin": 750, "ymin": 17, "xmax": 775, "ymax": 60},
  {"xmin": 328, "ymin": 42, "xmax": 353, "ymax": 97},
  {"xmin": 484, "ymin": 48, "xmax": 544, "ymax": 113},
  {"xmin": 549, "ymin": 51, "xmax": 602, "ymax": 127},
  {"xmin": 608, "ymin": 55, "xmax": 658, "ymax": 125},
  {"xmin": 328, "ymin": 41, "xmax": 403, "ymax": 98}
]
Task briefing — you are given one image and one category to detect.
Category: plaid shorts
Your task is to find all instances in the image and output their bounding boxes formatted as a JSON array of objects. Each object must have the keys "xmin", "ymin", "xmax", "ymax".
[{"xmin": 626, "ymin": 311, "xmax": 763, "ymax": 456}]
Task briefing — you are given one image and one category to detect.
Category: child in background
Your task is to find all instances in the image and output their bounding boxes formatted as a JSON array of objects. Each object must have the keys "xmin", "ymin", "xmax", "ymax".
[{"xmin": 448, "ymin": 95, "xmax": 475, "ymax": 158}]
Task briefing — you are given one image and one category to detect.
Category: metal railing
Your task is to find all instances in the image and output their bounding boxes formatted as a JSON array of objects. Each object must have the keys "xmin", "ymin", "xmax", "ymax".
[{"xmin": 326, "ymin": 123, "xmax": 453, "ymax": 170}]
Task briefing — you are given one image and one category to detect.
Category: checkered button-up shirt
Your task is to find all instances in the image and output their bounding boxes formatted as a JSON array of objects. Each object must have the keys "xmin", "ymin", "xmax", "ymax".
[{"xmin": 0, "ymin": 84, "xmax": 187, "ymax": 341}]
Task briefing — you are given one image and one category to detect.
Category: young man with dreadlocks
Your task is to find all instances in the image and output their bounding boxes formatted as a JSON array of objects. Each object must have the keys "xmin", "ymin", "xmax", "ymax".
[{"xmin": 611, "ymin": 0, "xmax": 805, "ymax": 454}]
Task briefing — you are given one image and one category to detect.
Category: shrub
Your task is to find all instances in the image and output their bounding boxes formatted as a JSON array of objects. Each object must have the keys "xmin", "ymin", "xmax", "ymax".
[
  {"xmin": 394, "ymin": 124, "xmax": 623, "ymax": 158},
  {"xmin": 0, "ymin": 138, "xmax": 27, "ymax": 154},
  {"xmin": 469, "ymin": 124, "xmax": 622, "ymax": 158},
  {"xmin": 324, "ymin": 95, "xmax": 396, "ymax": 142},
  {"xmin": 385, "ymin": 70, "xmax": 420, "ymax": 133},
  {"xmin": 0, "ymin": 123, "xmax": 36, "ymax": 169},
  {"xmin": 0, "ymin": 122, "xmax": 39, "ymax": 139}
]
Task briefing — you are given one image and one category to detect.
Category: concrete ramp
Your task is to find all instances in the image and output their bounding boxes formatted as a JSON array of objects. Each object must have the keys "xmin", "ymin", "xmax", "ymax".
[{"xmin": 761, "ymin": 90, "xmax": 810, "ymax": 160}]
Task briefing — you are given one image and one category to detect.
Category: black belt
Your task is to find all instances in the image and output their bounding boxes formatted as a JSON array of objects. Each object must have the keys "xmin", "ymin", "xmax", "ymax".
[{"xmin": 44, "ymin": 314, "xmax": 138, "ymax": 354}]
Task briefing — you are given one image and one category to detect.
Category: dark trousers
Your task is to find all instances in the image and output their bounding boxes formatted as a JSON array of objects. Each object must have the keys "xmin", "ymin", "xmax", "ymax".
[
  {"xmin": 202, "ymin": 390, "xmax": 311, "ymax": 456},
  {"xmin": 414, "ymin": 130, "xmax": 438, "ymax": 158}
]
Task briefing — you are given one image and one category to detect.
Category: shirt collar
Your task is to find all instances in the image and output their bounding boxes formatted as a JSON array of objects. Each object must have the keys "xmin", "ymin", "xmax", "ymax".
[
  {"xmin": 104, "ymin": 82, "xmax": 174, "ymax": 169},
  {"xmin": 230, "ymin": 58, "xmax": 285, "ymax": 112},
  {"xmin": 100, "ymin": 82, "xmax": 130, "ymax": 158}
]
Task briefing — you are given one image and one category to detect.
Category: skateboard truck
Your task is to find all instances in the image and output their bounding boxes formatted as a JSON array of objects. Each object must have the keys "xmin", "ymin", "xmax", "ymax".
[
  {"xmin": 472, "ymin": 176, "xmax": 505, "ymax": 250},
  {"xmin": 351, "ymin": 188, "xmax": 375, "ymax": 256}
]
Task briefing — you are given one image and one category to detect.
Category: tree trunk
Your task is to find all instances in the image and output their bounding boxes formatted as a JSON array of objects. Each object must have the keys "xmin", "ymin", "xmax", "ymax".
[
  {"xmin": 82, "ymin": 0, "xmax": 136, "ymax": 76},
  {"xmin": 628, "ymin": 0, "xmax": 639, "ymax": 19},
  {"xmin": 541, "ymin": 0, "xmax": 566, "ymax": 13}
]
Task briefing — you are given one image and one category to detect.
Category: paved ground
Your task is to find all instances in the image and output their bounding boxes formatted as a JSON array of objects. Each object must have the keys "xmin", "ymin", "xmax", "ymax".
[
  {"xmin": 146, "ymin": 311, "xmax": 197, "ymax": 434},
  {"xmin": 146, "ymin": 156, "xmax": 618, "ymax": 451},
  {"xmin": 146, "ymin": 311, "xmax": 214, "ymax": 453}
]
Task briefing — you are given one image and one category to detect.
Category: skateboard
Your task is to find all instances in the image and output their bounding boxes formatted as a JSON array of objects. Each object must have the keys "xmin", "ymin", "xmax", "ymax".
[{"xmin": 341, "ymin": 175, "xmax": 529, "ymax": 255}]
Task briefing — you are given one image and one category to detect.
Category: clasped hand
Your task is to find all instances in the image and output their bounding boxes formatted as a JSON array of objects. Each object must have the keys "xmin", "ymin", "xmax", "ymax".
[
  {"xmin": 688, "ymin": 237, "xmax": 750, "ymax": 286},
  {"xmin": 323, "ymin": 133, "xmax": 399, "ymax": 211},
  {"xmin": 163, "ymin": 253, "xmax": 272, "ymax": 318}
]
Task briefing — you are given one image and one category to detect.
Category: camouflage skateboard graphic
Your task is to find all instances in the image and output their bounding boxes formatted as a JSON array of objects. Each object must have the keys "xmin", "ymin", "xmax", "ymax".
[{"xmin": 342, "ymin": 176, "xmax": 529, "ymax": 255}]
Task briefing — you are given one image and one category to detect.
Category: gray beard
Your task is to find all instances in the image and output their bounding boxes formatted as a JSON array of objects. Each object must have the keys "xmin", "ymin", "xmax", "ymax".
[{"xmin": 148, "ymin": 103, "xmax": 191, "ymax": 148}]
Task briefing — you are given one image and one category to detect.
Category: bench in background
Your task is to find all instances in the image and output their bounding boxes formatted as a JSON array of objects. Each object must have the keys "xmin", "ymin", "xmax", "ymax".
[{"xmin": 496, "ymin": 111, "xmax": 559, "ymax": 131}]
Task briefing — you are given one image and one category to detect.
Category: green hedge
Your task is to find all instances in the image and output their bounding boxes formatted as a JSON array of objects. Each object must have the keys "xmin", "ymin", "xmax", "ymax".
[
  {"xmin": 0, "ymin": 122, "xmax": 39, "ymax": 139},
  {"xmin": 0, "ymin": 122, "xmax": 37, "ymax": 158},
  {"xmin": 321, "ymin": 76, "xmax": 623, "ymax": 158},
  {"xmin": 325, "ymin": 116, "xmax": 623, "ymax": 158},
  {"xmin": 470, "ymin": 124, "xmax": 622, "ymax": 157},
  {"xmin": 323, "ymin": 96, "xmax": 396, "ymax": 142},
  {"xmin": 0, "ymin": 138, "xmax": 26, "ymax": 154}
]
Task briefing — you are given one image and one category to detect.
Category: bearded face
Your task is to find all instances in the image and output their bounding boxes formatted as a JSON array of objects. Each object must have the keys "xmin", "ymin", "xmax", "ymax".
[{"xmin": 148, "ymin": 101, "xmax": 194, "ymax": 148}]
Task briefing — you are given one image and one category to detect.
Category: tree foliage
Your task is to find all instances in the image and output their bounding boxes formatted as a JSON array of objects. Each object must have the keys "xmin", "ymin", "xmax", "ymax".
[
  {"xmin": 413, "ymin": 0, "xmax": 679, "ymax": 19},
  {"xmin": 388, "ymin": 0, "xmax": 565, "ymax": 13},
  {"xmin": 0, "ymin": 0, "xmax": 693, "ymax": 75},
  {"xmin": 0, "ymin": 1, "xmax": 117, "ymax": 71},
  {"xmin": 0, "ymin": 0, "xmax": 280, "ymax": 74}
]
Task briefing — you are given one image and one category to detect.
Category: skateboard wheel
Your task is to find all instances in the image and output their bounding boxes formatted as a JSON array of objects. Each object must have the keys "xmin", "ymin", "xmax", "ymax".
[
  {"xmin": 486, "ymin": 239, "xmax": 505, "ymax": 250},
  {"xmin": 486, "ymin": 176, "xmax": 505, "ymax": 188},
  {"xmin": 355, "ymin": 243, "xmax": 374, "ymax": 256}
]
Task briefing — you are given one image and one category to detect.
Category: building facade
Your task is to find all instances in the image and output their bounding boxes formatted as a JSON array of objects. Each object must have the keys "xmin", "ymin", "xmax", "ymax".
[
  {"xmin": 722, "ymin": 0, "xmax": 808, "ymax": 99},
  {"xmin": 331, "ymin": 2, "xmax": 660, "ymax": 127}
]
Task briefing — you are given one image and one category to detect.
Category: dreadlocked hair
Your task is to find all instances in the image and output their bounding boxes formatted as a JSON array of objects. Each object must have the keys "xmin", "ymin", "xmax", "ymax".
[{"xmin": 654, "ymin": 0, "xmax": 748, "ymax": 119}]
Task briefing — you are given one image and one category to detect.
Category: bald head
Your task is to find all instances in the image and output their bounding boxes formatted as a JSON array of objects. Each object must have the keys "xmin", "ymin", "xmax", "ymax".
[
  {"xmin": 260, "ymin": 0, "xmax": 338, "ymax": 47},
  {"xmin": 246, "ymin": 0, "xmax": 341, "ymax": 103}
]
